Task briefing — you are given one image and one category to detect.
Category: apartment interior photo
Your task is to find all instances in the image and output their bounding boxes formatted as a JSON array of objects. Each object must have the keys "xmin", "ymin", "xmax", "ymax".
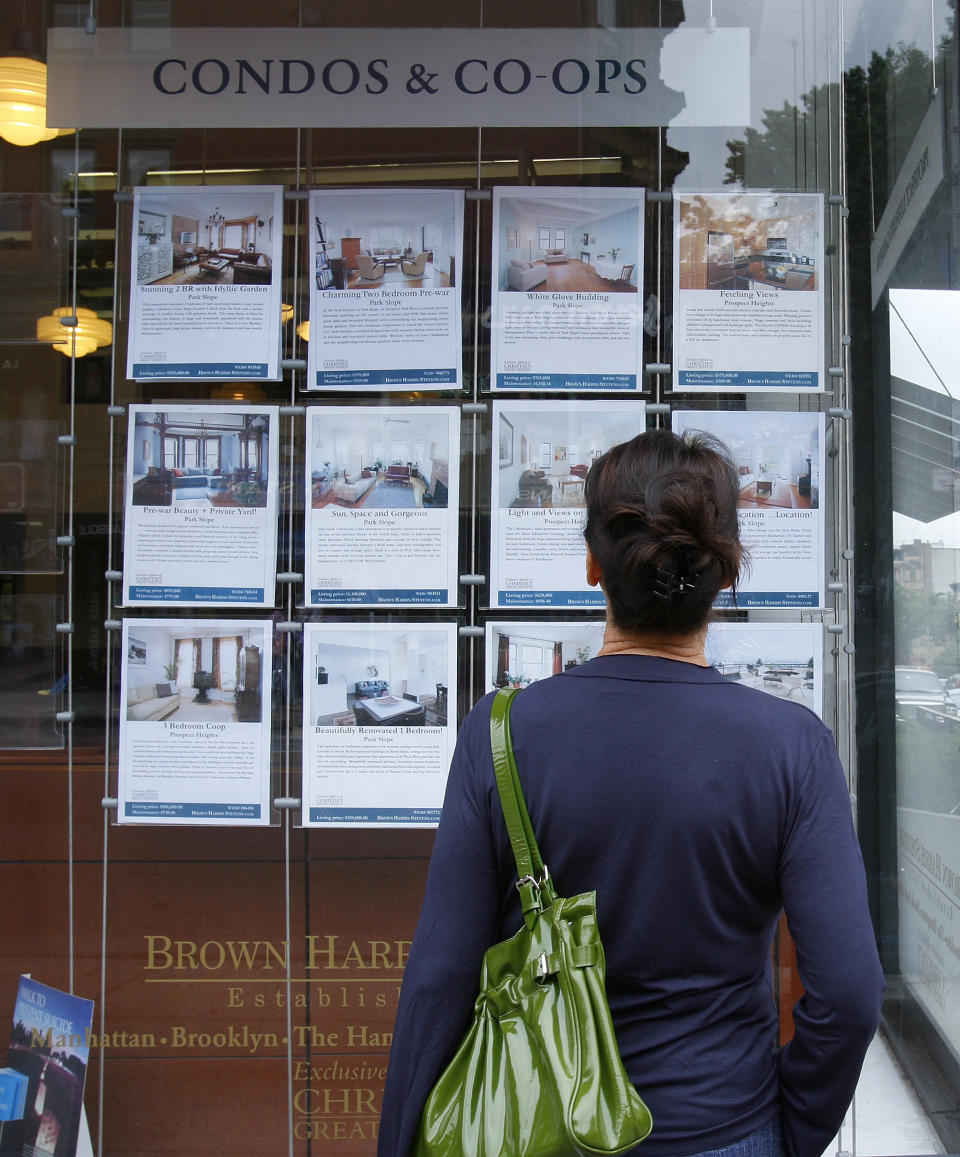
[
  {"xmin": 310, "ymin": 630, "xmax": 449, "ymax": 727},
  {"xmin": 677, "ymin": 193, "xmax": 817, "ymax": 292},
  {"xmin": 315, "ymin": 189, "xmax": 456, "ymax": 290},
  {"xmin": 136, "ymin": 194, "xmax": 276, "ymax": 285},
  {"xmin": 726, "ymin": 416, "xmax": 820, "ymax": 510},
  {"xmin": 489, "ymin": 622, "xmax": 605, "ymax": 690},
  {"xmin": 498, "ymin": 193, "xmax": 640, "ymax": 293},
  {"xmin": 311, "ymin": 411, "xmax": 449, "ymax": 509},
  {"xmin": 125, "ymin": 624, "xmax": 264, "ymax": 724},
  {"xmin": 498, "ymin": 408, "xmax": 637, "ymax": 509},
  {"xmin": 130, "ymin": 410, "xmax": 270, "ymax": 507},
  {"xmin": 707, "ymin": 630, "xmax": 816, "ymax": 709}
]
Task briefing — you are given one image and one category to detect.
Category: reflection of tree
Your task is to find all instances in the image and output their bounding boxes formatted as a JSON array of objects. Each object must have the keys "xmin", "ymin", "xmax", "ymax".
[
  {"xmin": 894, "ymin": 587, "xmax": 959, "ymax": 671},
  {"xmin": 724, "ymin": 42, "xmax": 935, "ymax": 195}
]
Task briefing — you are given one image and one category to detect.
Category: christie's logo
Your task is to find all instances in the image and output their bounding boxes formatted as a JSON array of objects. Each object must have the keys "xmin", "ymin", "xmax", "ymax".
[{"xmin": 153, "ymin": 55, "xmax": 648, "ymax": 98}]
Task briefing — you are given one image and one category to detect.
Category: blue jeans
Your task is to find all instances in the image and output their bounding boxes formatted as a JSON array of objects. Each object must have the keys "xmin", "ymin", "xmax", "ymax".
[{"xmin": 681, "ymin": 1119, "xmax": 784, "ymax": 1157}]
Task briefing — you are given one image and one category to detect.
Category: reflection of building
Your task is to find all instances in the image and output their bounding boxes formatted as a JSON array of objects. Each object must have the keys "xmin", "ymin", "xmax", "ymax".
[
  {"xmin": 311, "ymin": 631, "xmax": 448, "ymax": 727},
  {"xmin": 131, "ymin": 411, "xmax": 270, "ymax": 507},
  {"xmin": 894, "ymin": 538, "xmax": 960, "ymax": 594}
]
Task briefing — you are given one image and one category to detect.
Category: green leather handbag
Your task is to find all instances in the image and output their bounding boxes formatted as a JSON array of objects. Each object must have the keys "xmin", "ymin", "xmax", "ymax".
[{"xmin": 414, "ymin": 687, "xmax": 653, "ymax": 1157}]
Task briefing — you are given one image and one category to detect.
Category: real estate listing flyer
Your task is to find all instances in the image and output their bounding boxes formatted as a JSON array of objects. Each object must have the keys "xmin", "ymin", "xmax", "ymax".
[
  {"xmin": 127, "ymin": 185, "xmax": 284, "ymax": 380},
  {"xmin": 490, "ymin": 400, "xmax": 646, "ymax": 608},
  {"xmin": 118, "ymin": 618, "xmax": 272, "ymax": 825},
  {"xmin": 705, "ymin": 621, "xmax": 824, "ymax": 718},
  {"xmin": 672, "ymin": 409, "xmax": 825, "ymax": 608},
  {"xmin": 122, "ymin": 405, "xmax": 279, "ymax": 607},
  {"xmin": 673, "ymin": 191, "xmax": 824, "ymax": 392},
  {"xmin": 484, "ymin": 620, "xmax": 605, "ymax": 693},
  {"xmin": 306, "ymin": 188, "xmax": 464, "ymax": 390},
  {"xmin": 7, "ymin": 975, "xmax": 94, "ymax": 1157},
  {"xmin": 491, "ymin": 186, "xmax": 645, "ymax": 391},
  {"xmin": 302, "ymin": 622, "xmax": 457, "ymax": 827},
  {"xmin": 305, "ymin": 405, "xmax": 459, "ymax": 606}
]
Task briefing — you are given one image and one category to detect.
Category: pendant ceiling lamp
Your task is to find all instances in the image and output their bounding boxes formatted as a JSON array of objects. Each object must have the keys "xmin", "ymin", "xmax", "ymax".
[
  {"xmin": 0, "ymin": 25, "xmax": 74, "ymax": 147},
  {"xmin": 296, "ymin": 320, "xmax": 310, "ymax": 341},
  {"xmin": 37, "ymin": 307, "xmax": 112, "ymax": 358}
]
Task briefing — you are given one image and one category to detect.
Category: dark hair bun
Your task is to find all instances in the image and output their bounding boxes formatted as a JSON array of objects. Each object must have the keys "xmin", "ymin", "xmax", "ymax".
[{"xmin": 584, "ymin": 430, "xmax": 743, "ymax": 635}]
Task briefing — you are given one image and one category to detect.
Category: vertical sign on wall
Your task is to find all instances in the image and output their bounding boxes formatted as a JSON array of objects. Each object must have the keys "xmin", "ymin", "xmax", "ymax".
[
  {"xmin": 306, "ymin": 188, "xmax": 464, "ymax": 390},
  {"xmin": 127, "ymin": 186, "xmax": 284, "ymax": 380},
  {"xmin": 491, "ymin": 186, "xmax": 645, "ymax": 390},
  {"xmin": 673, "ymin": 191, "xmax": 824, "ymax": 392}
]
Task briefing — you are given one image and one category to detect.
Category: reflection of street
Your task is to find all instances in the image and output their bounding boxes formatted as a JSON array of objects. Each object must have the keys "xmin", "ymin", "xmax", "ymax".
[
  {"xmin": 0, "ymin": 651, "xmax": 62, "ymax": 747},
  {"xmin": 896, "ymin": 716, "xmax": 960, "ymax": 814}
]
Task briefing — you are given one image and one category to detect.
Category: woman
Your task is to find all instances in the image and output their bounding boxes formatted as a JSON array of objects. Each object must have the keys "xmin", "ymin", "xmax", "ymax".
[{"xmin": 378, "ymin": 429, "xmax": 883, "ymax": 1157}]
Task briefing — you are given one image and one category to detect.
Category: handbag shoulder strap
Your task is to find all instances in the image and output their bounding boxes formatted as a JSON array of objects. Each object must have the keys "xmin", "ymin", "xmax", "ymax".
[{"xmin": 490, "ymin": 688, "xmax": 556, "ymax": 925}]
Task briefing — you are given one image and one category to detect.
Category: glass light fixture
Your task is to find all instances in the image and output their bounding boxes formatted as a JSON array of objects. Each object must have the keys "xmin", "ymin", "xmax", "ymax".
[
  {"xmin": 296, "ymin": 320, "xmax": 310, "ymax": 341},
  {"xmin": 0, "ymin": 56, "xmax": 72, "ymax": 146},
  {"xmin": 280, "ymin": 302, "xmax": 294, "ymax": 323},
  {"xmin": 36, "ymin": 307, "xmax": 112, "ymax": 358}
]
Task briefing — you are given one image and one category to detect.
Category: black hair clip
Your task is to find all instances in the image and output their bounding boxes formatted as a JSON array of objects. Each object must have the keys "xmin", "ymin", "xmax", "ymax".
[{"xmin": 652, "ymin": 566, "xmax": 699, "ymax": 602}]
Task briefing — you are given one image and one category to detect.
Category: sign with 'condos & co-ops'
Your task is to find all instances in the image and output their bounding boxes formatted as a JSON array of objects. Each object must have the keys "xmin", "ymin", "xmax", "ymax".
[{"xmin": 47, "ymin": 26, "xmax": 749, "ymax": 128}]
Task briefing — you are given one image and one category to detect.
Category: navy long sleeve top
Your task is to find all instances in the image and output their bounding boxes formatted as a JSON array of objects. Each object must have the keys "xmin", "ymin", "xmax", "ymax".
[{"xmin": 377, "ymin": 655, "xmax": 884, "ymax": 1157}]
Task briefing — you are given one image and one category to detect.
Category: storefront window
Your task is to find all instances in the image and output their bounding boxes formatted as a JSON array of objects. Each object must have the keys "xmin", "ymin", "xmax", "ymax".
[{"xmin": 0, "ymin": 0, "xmax": 956, "ymax": 1152}]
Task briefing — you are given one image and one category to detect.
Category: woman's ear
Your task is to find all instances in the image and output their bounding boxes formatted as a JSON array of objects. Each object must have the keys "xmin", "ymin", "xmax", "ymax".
[{"xmin": 585, "ymin": 545, "xmax": 603, "ymax": 588}]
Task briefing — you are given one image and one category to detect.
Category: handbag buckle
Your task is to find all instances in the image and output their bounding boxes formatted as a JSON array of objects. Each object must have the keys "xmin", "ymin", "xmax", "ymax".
[{"xmin": 535, "ymin": 953, "xmax": 550, "ymax": 984}]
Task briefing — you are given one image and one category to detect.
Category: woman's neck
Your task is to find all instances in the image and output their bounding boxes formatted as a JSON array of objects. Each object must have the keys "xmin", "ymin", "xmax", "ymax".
[{"xmin": 596, "ymin": 621, "xmax": 710, "ymax": 666}]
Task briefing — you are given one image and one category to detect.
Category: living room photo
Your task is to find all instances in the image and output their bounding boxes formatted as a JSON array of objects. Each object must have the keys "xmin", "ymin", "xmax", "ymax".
[
  {"xmin": 124, "ymin": 622, "xmax": 265, "ymax": 724},
  {"xmin": 485, "ymin": 621, "xmax": 605, "ymax": 691},
  {"xmin": 310, "ymin": 408, "xmax": 450, "ymax": 510},
  {"xmin": 496, "ymin": 403, "xmax": 644, "ymax": 509},
  {"xmin": 308, "ymin": 627, "xmax": 449, "ymax": 728},
  {"xmin": 130, "ymin": 408, "xmax": 271, "ymax": 508},
  {"xmin": 496, "ymin": 188, "xmax": 641, "ymax": 294},
  {"xmin": 135, "ymin": 188, "xmax": 277, "ymax": 286},
  {"xmin": 313, "ymin": 188, "xmax": 459, "ymax": 290},
  {"xmin": 674, "ymin": 410, "xmax": 821, "ymax": 511}
]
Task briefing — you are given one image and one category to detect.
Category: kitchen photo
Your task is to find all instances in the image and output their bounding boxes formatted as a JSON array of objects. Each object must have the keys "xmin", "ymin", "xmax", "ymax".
[{"xmin": 676, "ymin": 192, "xmax": 818, "ymax": 292}]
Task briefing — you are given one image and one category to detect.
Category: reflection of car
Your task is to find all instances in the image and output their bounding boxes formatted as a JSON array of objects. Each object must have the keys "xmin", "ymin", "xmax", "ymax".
[{"xmin": 894, "ymin": 666, "xmax": 955, "ymax": 720}]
